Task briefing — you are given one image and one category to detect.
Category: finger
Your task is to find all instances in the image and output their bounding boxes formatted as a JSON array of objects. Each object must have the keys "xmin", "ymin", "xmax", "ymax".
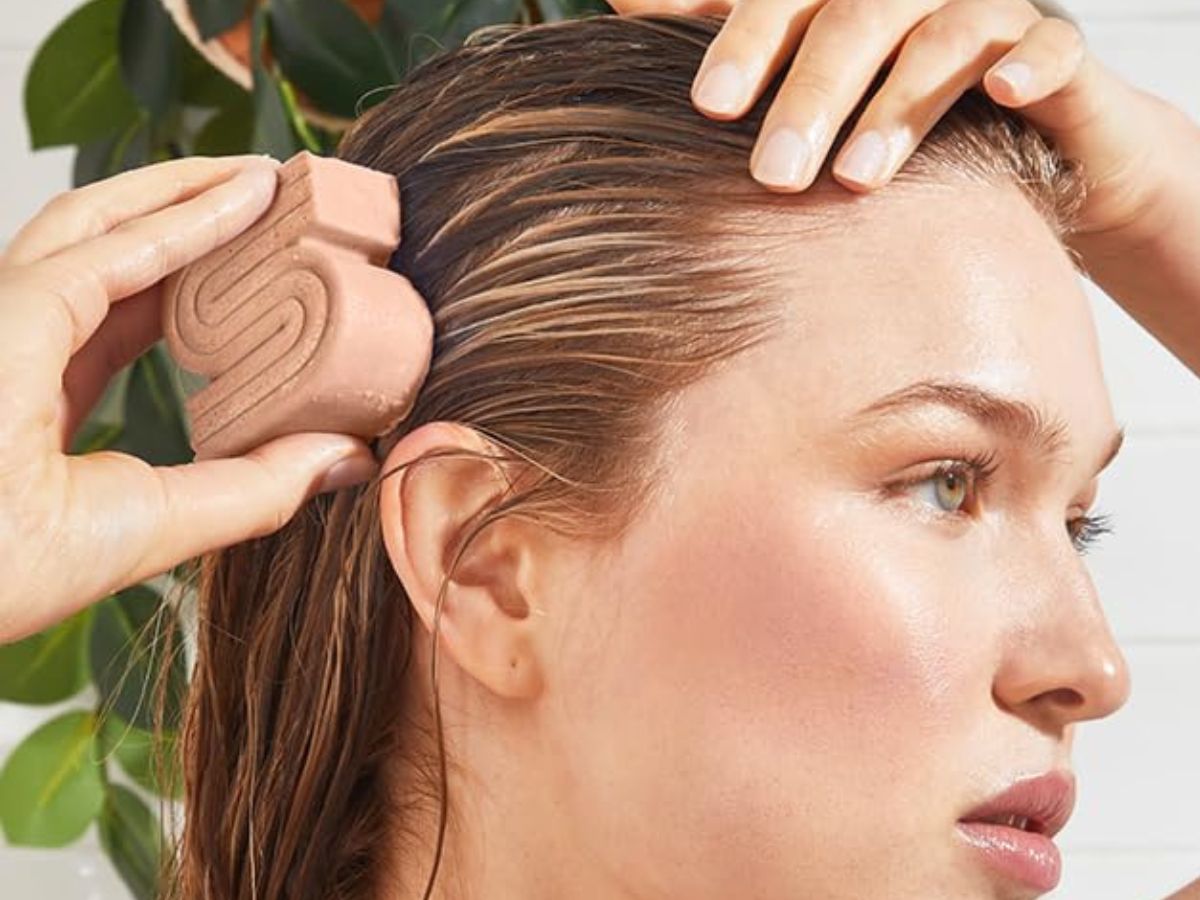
[
  {"xmin": 749, "ymin": 0, "xmax": 945, "ymax": 191},
  {"xmin": 691, "ymin": 0, "xmax": 824, "ymax": 119},
  {"xmin": 0, "ymin": 154, "xmax": 278, "ymax": 269},
  {"xmin": 57, "ymin": 285, "xmax": 163, "ymax": 446},
  {"xmin": 831, "ymin": 0, "xmax": 1041, "ymax": 191},
  {"xmin": 61, "ymin": 433, "xmax": 381, "ymax": 604},
  {"xmin": 985, "ymin": 26, "xmax": 1164, "ymax": 235},
  {"xmin": 982, "ymin": 15, "xmax": 1087, "ymax": 109},
  {"xmin": 0, "ymin": 162, "xmax": 278, "ymax": 432}
]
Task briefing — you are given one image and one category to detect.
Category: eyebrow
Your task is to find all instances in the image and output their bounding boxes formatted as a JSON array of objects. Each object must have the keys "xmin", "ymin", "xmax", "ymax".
[{"xmin": 848, "ymin": 379, "xmax": 1126, "ymax": 476}]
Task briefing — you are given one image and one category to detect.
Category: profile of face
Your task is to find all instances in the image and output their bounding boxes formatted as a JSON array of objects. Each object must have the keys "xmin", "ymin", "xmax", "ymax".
[{"xmin": 380, "ymin": 176, "xmax": 1132, "ymax": 900}]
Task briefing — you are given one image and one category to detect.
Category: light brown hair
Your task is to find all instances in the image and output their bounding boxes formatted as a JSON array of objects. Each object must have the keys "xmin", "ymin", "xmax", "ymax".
[{"xmin": 158, "ymin": 12, "xmax": 1085, "ymax": 900}]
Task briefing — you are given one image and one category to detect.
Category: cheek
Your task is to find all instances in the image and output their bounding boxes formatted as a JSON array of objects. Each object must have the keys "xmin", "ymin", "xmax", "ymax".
[
  {"xmin": 560, "ymin": 486, "xmax": 979, "ymax": 895},
  {"xmin": 631, "ymin": 491, "xmax": 966, "ymax": 771}
]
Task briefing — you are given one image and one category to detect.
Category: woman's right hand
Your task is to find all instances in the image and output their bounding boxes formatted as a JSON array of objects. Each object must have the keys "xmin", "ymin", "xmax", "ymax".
[{"xmin": 0, "ymin": 155, "xmax": 380, "ymax": 646}]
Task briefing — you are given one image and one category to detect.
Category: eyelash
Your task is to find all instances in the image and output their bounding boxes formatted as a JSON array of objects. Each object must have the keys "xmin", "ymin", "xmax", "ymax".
[{"xmin": 891, "ymin": 448, "xmax": 1115, "ymax": 555}]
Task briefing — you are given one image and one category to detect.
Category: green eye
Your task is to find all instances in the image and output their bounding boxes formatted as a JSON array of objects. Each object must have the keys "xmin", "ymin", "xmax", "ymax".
[
  {"xmin": 898, "ymin": 451, "xmax": 998, "ymax": 517},
  {"xmin": 914, "ymin": 465, "xmax": 970, "ymax": 513}
]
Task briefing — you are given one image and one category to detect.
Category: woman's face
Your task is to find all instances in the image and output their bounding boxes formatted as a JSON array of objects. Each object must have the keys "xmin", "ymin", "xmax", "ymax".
[{"xmin": 531, "ymin": 180, "xmax": 1131, "ymax": 900}]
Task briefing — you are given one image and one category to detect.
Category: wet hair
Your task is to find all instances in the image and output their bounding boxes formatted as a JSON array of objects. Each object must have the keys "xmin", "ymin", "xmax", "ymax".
[{"xmin": 158, "ymin": 12, "xmax": 1085, "ymax": 900}]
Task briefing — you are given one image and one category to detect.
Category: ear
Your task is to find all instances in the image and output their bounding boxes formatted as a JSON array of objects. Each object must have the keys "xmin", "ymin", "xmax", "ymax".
[{"xmin": 378, "ymin": 421, "xmax": 545, "ymax": 701}]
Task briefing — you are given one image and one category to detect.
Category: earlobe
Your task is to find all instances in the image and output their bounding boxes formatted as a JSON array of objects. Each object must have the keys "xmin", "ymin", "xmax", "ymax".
[{"xmin": 378, "ymin": 421, "xmax": 545, "ymax": 701}]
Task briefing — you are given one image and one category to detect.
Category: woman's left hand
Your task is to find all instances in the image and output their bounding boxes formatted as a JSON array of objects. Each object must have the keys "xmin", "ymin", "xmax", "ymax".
[
  {"xmin": 607, "ymin": 0, "xmax": 1186, "ymax": 238},
  {"xmin": 607, "ymin": 0, "xmax": 1200, "ymax": 377}
]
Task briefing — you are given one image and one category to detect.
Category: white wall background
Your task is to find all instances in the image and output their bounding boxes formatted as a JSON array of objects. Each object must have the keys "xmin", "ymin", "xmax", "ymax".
[{"xmin": 1, "ymin": 1, "xmax": 1199, "ymax": 898}]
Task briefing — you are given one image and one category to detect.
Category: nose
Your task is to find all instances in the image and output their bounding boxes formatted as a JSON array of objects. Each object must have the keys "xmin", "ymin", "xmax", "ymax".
[{"xmin": 990, "ymin": 538, "xmax": 1133, "ymax": 734}]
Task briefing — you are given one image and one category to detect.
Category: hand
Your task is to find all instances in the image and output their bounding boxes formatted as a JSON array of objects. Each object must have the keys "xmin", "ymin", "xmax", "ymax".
[
  {"xmin": 1164, "ymin": 876, "xmax": 1200, "ymax": 900},
  {"xmin": 0, "ymin": 155, "xmax": 380, "ymax": 645},
  {"xmin": 608, "ymin": 0, "xmax": 1186, "ymax": 237}
]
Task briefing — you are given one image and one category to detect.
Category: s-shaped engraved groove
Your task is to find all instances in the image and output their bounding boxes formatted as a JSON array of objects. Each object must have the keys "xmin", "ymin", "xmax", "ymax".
[{"xmin": 162, "ymin": 151, "xmax": 434, "ymax": 460}]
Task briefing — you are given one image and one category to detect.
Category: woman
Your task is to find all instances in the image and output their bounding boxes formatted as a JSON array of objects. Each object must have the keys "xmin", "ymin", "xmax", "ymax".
[{"xmin": 0, "ymin": 4, "xmax": 1197, "ymax": 900}]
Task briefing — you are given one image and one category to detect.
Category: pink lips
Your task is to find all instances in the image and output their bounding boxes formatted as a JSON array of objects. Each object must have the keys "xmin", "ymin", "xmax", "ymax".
[{"xmin": 955, "ymin": 769, "xmax": 1076, "ymax": 893}]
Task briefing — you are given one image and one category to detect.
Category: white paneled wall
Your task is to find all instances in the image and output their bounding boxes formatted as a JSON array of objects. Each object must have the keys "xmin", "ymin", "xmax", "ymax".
[{"xmin": 1, "ymin": 1, "xmax": 1198, "ymax": 898}]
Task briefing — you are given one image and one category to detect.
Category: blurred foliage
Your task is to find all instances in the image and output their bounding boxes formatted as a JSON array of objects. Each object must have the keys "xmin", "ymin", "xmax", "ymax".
[{"xmin": 4, "ymin": 0, "xmax": 609, "ymax": 896}]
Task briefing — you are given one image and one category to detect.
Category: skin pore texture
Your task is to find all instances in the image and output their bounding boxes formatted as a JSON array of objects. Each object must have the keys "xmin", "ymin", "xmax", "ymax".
[{"xmin": 378, "ymin": 177, "xmax": 1132, "ymax": 900}]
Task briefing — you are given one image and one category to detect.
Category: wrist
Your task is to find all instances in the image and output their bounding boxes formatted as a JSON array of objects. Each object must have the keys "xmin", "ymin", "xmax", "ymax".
[{"xmin": 1068, "ymin": 93, "xmax": 1200, "ymax": 258}]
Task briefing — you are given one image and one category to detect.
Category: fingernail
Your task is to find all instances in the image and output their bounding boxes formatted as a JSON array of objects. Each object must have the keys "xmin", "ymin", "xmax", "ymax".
[
  {"xmin": 694, "ymin": 62, "xmax": 746, "ymax": 114},
  {"xmin": 317, "ymin": 455, "xmax": 379, "ymax": 493},
  {"xmin": 752, "ymin": 127, "xmax": 809, "ymax": 187},
  {"xmin": 991, "ymin": 61, "xmax": 1034, "ymax": 98},
  {"xmin": 835, "ymin": 130, "xmax": 890, "ymax": 185}
]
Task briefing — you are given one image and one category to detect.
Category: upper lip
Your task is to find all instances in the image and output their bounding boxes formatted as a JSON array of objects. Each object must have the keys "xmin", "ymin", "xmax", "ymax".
[{"xmin": 958, "ymin": 769, "xmax": 1076, "ymax": 839}]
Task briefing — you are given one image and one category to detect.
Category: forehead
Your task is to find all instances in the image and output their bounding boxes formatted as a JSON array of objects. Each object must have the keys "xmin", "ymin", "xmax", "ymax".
[{"xmin": 745, "ymin": 181, "xmax": 1113, "ymax": 428}]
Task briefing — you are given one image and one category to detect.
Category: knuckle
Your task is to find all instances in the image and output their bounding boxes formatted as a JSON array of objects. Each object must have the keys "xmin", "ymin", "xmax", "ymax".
[
  {"xmin": 781, "ymin": 66, "xmax": 841, "ymax": 106},
  {"xmin": 1040, "ymin": 14, "xmax": 1086, "ymax": 56},
  {"xmin": 813, "ymin": 0, "xmax": 888, "ymax": 35},
  {"xmin": 76, "ymin": 203, "xmax": 112, "ymax": 240},
  {"xmin": 144, "ymin": 230, "xmax": 173, "ymax": 285},
  {"xmin": 40, "ymin": 189, "xmax": 75, "ymax": 217},
  {"xmin": 31, "ymin": 254, "xmax": 99, "ymax": 307},
  {"xmin": 112, "ymin": 217, "xmax": 173, "ymax": 285},
  {"xmin": 43, "ymin": 189, "xmax": 109, "ymax": 237},
  {"xmin": 717, "ymin": 13, "xmax": 780, "ymax": 59},
  {"xmin": 24, "ymin": 257, "xmax": 100, "ymax": 343},
  {"xmin": 907, "ymin": 5, "xmax": 988, "ymax": 60}
]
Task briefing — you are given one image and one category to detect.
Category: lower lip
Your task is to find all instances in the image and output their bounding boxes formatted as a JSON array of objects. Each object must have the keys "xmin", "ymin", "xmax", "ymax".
[{"xmin": 955, "ymin": 820, "xmax": 1062, "ymax": 893}]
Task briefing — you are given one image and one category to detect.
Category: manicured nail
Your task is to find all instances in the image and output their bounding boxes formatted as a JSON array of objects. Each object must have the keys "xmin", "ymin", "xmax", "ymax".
[
  {"xmin": 695, "ymin": 61, "xmax": 746, "ymax": 114},
  {"xmin": 752, "ymin": 127, "xmax": 809, "ymax": 187},
  {"xmin": 990, "ymin": 61, "xmax": 1034, "ymax": 99},
  {"xmin": 835, "ymin": 130, "xmax": 890, "ymax": 185}
]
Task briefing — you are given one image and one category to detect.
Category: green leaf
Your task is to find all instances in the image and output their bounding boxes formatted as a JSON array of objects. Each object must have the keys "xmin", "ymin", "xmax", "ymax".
[
  {"xmin": 97, "ymin": 784, "xmax": 164, "ymax": 900},
  {"xmin": 193, "ymin": 101, "xmax": 253, "ymax": 156},
  {"xmin": 72, "ymin": 131, "xmax": 125, "ymax": 190},
  {"xmin": 69, "ymin": 108, "xmax": 155, "ymax": 189},
  {"xmin": 68, "ymin": 363, "xmax": 132, "ymax": 453},
  {"xmin": 269, "ymin": 0, "xmax": 398, "ymax": 120},
  {"xmin": 0, "ymin": 609, "xmax": 93, "ymax": 705},
  {"xmin": 24, "ymin": 0, "xmax": 141, "ymax": 149},
  {"xmin": 378, "ymin": 0, "xmax": 525, "ymax": 73},
  {"xmin": 187, "ymin": 0, "xmax": 250, "ymax": 41},
  {"xmin": 99, "ymin": 711, "xmax": 183, "ymax": 800},
  {"xmin": 536, "ymin": 0, "xmax": 609, "ymax": 20},
  {"xmin": 0, "ymin": 711, "xmax": 105, "ymax": 847},
  {"xmin": 111, "ymin": 344, "xmax": 193, "ymax": 467},
  {"xmin": 119, "ymin": 0, "xmax": 181, "ymax": 119},
  {"xmin": 69, "ymin": 417, "xmax": 127, "ymax": 455},
  {"xmin": 179, "ymin": 33, "xmax": 249, "ymax": 110},
  {"xmin": 277, "ymin": 76, "xmax": 324, "ymax": 152},
  {"xmin": 377, "ymin": 0, "xmax": 452, "ymax": 73},
  {"xmin": 440, "ymin": 0, "xmax": 521, "ymax": 46},
  {"xmin": 68, "ymin": 362, "xmax": 129, "ymax": 451},
  {"xmin": 89, "ymin": 585, "xmax": 188, "ymax": 733},
  {"xmin": 250, "ymin": 5, "xmax": 302, "ymax": 157}
]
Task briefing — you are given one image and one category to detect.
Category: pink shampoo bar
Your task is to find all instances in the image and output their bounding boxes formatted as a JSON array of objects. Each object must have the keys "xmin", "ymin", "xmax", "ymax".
[{"xmin": 162, "ymin": 151, "xmax": 433, "ymax": 460}]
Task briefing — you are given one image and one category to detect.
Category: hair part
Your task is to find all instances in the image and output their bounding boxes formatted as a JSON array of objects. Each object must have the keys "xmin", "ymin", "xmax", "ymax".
[{"xmin": 159, "ymin": 12, "xmax": 1085, "ymax": 900}]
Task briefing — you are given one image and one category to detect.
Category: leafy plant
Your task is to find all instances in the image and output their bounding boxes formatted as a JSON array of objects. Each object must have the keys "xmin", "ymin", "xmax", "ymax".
[{"xmin": 2, "ymin": 0, "xmax": 610, "ymax": 896}]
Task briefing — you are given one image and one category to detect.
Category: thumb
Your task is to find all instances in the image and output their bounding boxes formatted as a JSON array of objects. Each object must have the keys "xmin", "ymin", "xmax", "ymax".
[
  {"xmin": 984, "ymin": 25, "xmax": 1162, "ymax": 235},
  {"xmin": 67, "ymin": 432, "xmax": 380, "ymax": 594},
  {"xmin": 249, "ymin": 431, "xmax": 382, "ymax": 498}
]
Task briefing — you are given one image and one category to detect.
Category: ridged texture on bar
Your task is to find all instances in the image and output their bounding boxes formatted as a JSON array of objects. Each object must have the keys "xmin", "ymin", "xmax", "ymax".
[{"xmin": 162, "ymin": 151, "xmax": 432, "ymax": 460}]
